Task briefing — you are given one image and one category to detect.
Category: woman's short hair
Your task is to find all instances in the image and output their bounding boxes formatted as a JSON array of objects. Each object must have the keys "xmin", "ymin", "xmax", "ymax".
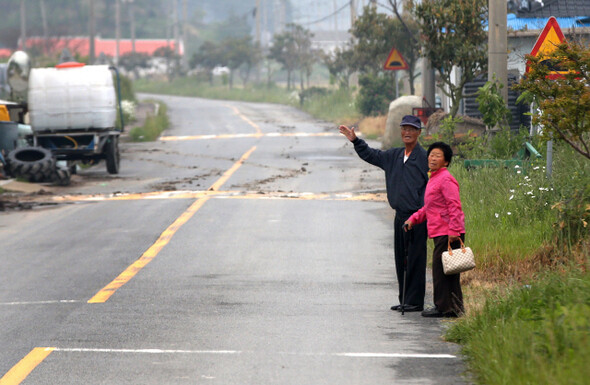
[{"xmin": 427, "ymin": 141, "xmax": 453, "ymax": 166}]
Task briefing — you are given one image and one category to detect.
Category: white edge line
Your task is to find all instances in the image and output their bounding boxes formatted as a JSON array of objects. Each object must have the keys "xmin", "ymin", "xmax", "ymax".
[
  {"xmin": 0, "ymin": 300, "xmax": 81, "ymax": 306},
  {"xmin": 50, "ymin": 348, "xmax": 455, "ymax": 358},
  {"xmin": 54, "ymin": 348, "xmax": 241, "ymax": 354},
  {"xmin": 335, "ymin": 353, "xmax": 457, "ymax": 359}
]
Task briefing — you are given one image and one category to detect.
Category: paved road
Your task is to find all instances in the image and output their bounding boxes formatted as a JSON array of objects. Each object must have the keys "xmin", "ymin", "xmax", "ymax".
[{"xmin": 0, "ymin": 94, "xmax": 467, "ymax": 384}]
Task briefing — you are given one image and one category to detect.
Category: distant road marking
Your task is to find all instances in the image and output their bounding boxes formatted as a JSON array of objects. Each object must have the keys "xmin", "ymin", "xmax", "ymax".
[
  {"xmin": 0, "ymin": 347, "xmax": 54, "ymax": 385},
  {"xmin": 87, "ymin": 146, "xmax": 257, "ymax": 303},
  {"xmin": 159, "ymin": 132, "xmax": 339, "ymax": 141},
  {"xmin": 225, "ymin": 105, "xmax": 262, "ymax": 136},
  {"xmin": 0, "ymin": 300, "xmax": 80, "ymax": 306}
]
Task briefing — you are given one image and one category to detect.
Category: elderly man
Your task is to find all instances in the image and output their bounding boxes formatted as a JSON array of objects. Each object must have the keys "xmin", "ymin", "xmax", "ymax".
[{"xmin": 339, "ymin": 115, "xmax": 429, "ymax": 312}]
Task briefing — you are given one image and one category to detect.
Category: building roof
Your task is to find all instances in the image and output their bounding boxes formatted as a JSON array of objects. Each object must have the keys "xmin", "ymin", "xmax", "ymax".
[
  {"xmin": 22, "ymin": 37, "xmax": 183, "ymax": 58},
  {"xmin": 508, "ymin": 13, "xmax": 590, "ymax": 31},
  {"xmin": 516, "ymin": 0, "xmax": 590, "ymax": 18},
  {"xmin": 0, "ymin": 48, "xmax": 12, "ymax": 58}
]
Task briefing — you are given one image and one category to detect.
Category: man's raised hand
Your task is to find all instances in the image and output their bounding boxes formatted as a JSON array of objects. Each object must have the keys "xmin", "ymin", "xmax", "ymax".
[{"xmin": 339, "ymin": 125, "xmax": 357, "ymax": 142}]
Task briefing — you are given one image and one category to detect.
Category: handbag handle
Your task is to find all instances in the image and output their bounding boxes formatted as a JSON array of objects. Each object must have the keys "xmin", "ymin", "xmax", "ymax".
[{"xmin": 447, "ymin": 238, "xmax": 466, "ymax": 255}]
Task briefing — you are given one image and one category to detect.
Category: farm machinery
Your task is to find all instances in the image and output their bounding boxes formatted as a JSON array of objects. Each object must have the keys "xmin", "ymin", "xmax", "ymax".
[{"xmin": 0, "ymin": 51, "xmax": 124, "ymax": 185}]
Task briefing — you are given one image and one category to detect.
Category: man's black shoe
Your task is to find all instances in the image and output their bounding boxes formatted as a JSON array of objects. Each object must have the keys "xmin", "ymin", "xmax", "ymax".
[
  {"xmin": 390, "ymin": 304, "xmax": 402, "ymax": 311},
  {"xmin": 397, "ymin": 305, "xmax": 424, "ymax": 312}
]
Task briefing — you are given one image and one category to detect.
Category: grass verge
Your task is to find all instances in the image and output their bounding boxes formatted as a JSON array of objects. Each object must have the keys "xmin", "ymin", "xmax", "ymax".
[
  {"xmin": 128, "ymin": 101, "xmax": 169, "ymax": 142},
  {"xmin": 446, "ymin": 267, "xmax": 589, "ymax": 385},
  {"xmin": 134, "ymin": 77, "xmax": 293, "ymax": 105}
]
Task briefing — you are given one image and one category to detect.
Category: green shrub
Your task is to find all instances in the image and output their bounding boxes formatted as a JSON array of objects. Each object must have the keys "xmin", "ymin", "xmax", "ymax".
[
  {"xmin": 114, "ymin": 74, "xmax": 136, "ymax": 102},
  {"xmin": 356, "ymin": 73, "xmax": 395, "ymax": 116}
]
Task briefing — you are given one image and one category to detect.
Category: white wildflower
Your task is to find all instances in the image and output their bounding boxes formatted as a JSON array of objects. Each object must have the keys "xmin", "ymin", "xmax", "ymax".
[
  {"xmin": 495, "ymin": 213, "xmax": 499, "ymax": 218},
  {"xmin": 507, "ymin": 212, "xmax": 512, "ymax": 215},
  {"xmin": 121, "ymin": 100, "xmax": 136, "ymax": 121},
  {"xmin": 509, "ymin": 195, "xmax": 514, "ymax": 200}
]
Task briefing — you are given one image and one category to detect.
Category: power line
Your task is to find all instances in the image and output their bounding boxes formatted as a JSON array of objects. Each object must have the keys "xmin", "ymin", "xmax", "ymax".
[{"xmin": 303, "ymin": 1, "xmax": 352, "ymax": 26}]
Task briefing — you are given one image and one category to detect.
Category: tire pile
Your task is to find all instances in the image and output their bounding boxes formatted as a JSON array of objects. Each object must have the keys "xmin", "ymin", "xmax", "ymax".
[{"xmin": 5, "ymin": 147, "xmax": 70, "ymax": 186}]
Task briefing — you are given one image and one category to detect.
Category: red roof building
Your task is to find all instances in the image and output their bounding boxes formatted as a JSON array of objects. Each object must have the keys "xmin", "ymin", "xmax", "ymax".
[
  {"xmin": 22, "ymin": 37, "xmax": 183, "ymax": 57},
  {"xmin": 0, "ymin": 48, "xmax": 12, "ymax": 58}
]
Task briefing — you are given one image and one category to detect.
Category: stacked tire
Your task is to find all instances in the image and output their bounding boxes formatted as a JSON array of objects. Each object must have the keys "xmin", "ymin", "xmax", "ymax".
[{"xmin": 6, "ymin": 147, "xmax": 55, "ymax": 183}]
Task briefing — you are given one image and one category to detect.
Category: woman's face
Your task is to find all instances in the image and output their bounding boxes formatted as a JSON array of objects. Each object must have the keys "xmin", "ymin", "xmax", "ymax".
[{"xmin": 428, "ymin": 148, "xmax": 449, "ymax": 172}]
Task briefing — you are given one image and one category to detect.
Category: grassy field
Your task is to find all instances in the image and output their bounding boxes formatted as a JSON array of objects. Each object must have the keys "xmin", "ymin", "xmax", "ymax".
[{"xmin": 133, "ymin": 78, "xmax": 589, "ymax": 384}]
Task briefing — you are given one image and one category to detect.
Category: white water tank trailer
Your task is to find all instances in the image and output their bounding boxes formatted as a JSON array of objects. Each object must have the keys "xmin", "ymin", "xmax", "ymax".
[{"xmin": 28, "ymin": 64, "xmax": 117, "ymax": 132}]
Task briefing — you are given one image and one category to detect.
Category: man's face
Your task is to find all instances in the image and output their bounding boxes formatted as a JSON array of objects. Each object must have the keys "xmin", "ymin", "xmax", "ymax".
[{"xmin": 400, "ymin": 125, "xmax": 420, "ymax": 145}]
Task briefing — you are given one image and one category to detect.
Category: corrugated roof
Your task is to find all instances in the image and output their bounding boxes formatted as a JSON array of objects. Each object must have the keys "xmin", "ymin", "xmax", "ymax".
[
  {"xmin": 507, "ymin": 14, "xmax": 590, "ymax": 31},
  {"xmin": 517, "ymin": 0, "xmax": 590, "ymax": 18}
]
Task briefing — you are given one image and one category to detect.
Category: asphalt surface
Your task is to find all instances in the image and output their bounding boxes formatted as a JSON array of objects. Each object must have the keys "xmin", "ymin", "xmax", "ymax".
[{"xmin": 0, "ymin": 94, "xmax": 469, "ymax": 384}]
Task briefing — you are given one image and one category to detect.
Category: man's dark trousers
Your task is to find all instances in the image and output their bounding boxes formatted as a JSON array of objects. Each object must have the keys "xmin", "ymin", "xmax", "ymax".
[{"xmin": 394, "ymin": 215, "xmax": 427, "ymax": 307}]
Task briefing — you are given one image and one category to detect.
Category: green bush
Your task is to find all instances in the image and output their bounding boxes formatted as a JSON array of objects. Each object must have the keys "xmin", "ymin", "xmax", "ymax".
[
  {"xmin": 356, "ymin": 73, "xmax": 395, "ymax": 116},
  {"xmin": 114, "ymin": 74, "xmax": 136, "ymax": 102}
]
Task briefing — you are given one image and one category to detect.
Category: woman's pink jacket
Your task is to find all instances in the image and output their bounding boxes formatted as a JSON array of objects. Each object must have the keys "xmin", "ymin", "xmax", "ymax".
[{"xmin": 408, "ymin": 167, "xmax": 465, "ymax": 238}]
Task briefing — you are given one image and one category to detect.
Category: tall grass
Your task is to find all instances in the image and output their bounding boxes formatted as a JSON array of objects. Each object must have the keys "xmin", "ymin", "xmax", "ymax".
[
  {"xmin": 134, "ymin": 77, "xmax": 293, "ymax": 105},
  {"xmin": 453, "ymin": 161, "xmax": 557, "ymax": 267},
  {"xmin": 446, "ymin": 269, "xmax": 590, "ymax": 385},
  {"xmin": 128, "ymin": 102, "xmax": 169, "ymax": 142},
  {"xmin": 451, "ymin": 142, "xmax": 590, "ymax": 270},
  {"xmin": 299, "ymin": 87, "xmax": 360, "ymax": 124}
]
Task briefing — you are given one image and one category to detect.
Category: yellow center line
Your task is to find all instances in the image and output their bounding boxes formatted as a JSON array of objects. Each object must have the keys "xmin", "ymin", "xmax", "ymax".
[
  {"xmin": 87, "ymin": 146, "xmax": 257, "ymax": 303},
  {"xmin": 207, "ymin": 146, "xmax": 257, "ymax": 192},
  {"xmin": 226, "ymin": 105, "xmax": 262, "ymax": 136},
  {"xmin": 0, "ymin": 347, "xmax": 54, "ymax": 385}
]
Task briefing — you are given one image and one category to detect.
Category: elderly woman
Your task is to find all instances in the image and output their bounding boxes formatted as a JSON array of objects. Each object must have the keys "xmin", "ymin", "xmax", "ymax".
[{"xmin": 404, "ymin": 142, "xmax": 466, "ymax": 318}]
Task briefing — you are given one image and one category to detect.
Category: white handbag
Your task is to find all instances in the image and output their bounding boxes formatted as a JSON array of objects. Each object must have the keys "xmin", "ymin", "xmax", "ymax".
[{"xmin": 441, "ymin": 239, "xmax": 475, "ymax": 275}]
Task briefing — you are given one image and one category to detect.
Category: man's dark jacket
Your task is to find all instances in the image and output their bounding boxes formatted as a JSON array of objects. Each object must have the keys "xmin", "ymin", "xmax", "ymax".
[{"xmin": 352, "ymin": 138, "xmax": 429, "ymax": 220}]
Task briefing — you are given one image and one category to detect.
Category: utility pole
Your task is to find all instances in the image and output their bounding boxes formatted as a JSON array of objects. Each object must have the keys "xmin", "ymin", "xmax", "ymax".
[
  {"xmin": 488, "ymin": 0, "xmax": 508, "ymax": 102},
  {"xmin": 40, "ymin": 0, "xmax": 48, "ymax": 54},
  {"xmin": 173, "ymin": 0, "xmax": 179, "ymax": 56},
  {"xmin": 182, "ymin": 0, "xmax": 188, "ymax": 69},
  {"xmin": 129, "ymin": 0, "xmax": 136, "ymax": 54},
  {"xmin": 20, "ymin": 0, "xmax": 26, "ymax": 50},
  {"xmin": 350, "ymin": 0, "xmax": 357, "ymax": 28},
  {"xmin": 256, "ymin": 0, "xmax": 261, "ymax": 45},
  {"xmin": 89, "ymin": 0, "xmax": 96, "ymax": 64},
  {"xmin": 115, "ymin": 0, "xmax": 120, "ymax": 65},
  {"xmin": 333, "ymin": 0, "xmax": 338, "ymax": 31}
]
